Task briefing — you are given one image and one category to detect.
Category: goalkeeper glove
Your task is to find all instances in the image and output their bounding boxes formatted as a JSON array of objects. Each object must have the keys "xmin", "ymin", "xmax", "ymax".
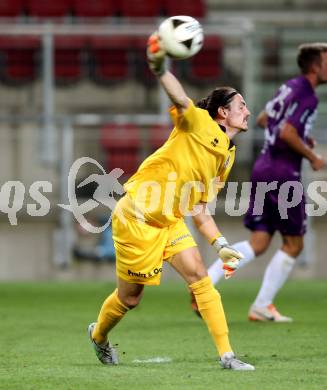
[
  {"xmin": 212, "ymin": 236, "xmax": 244, "ymax": 279},
  {"xmin": 147, "ymin": 33, "xmax": 167, "ymax": 77}
]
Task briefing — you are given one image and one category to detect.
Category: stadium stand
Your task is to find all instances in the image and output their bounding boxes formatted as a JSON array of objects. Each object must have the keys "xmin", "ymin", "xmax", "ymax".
[
  {"xmin": 1, "ymin": 0, "xmax": 326, "ymax": 20},
  {"xmin": 0, "ymin": 36, "xmax": 40, "ymax": 84},
  {"xmin": 55, "ymin": 36, "xmax": 87, "ymax": 84},
  {"xmin": 26, "ymin": 0, "xmax": 72, "ymax": 18},
  {"xmin": 72, "ymin": 0, "xmax": 117, "ymax": 18},
  {"xmin": 0, "ymin": 0, "xmax": 24, "ymax": 17},
  {"xmin": 206, "ymin": 0, "xmax": 327, "ymax": 10},
  {"xmin": 100, "ymin": 123, "xmax": 141, "ymax": 176},
  {"xmin": 89, "ymin": 36, "xmax": 132, "ymax": 84},
  {"xmin": 184, "ymin": 35, "xmax": 223, "ymax": 84},
  {"xmin": 118, "ymin": 0, "xmax": 163, "ymax": 18},
  {"xmin": 162, "ymin": 0, "xmax": 206, "ymax": 18},
  {"xmin": 0, "ymin": 0, "xmax": 209, "ymax": 86}
]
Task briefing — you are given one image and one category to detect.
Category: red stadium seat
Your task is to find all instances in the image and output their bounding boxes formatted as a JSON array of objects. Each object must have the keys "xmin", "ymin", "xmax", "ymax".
[
  {"xmin": 0, "ymin": 36, "xmax": 40, "ymax": 84},
  {"xmin": 26, "ymin": 0, "xmax": 72, "ymax": 17},
  {"xmin": 100, "ymin": 123, "xmax": 141, "ymax": 176},
  {"xmin": 89, "ymin": 36, "xmax": 132, "ymax": 83},
  {"xmin": 54, "ymin": 36, "xmax": 87, "ymax": 84},
  {"xmin": 0, "ymin": 0, "xmax": 23, "ymax": 17},
  {"xmin": 72, "ymin": 0, "xmax": 116, "ymax": 17},
  {"xmin": 118, "ymin": 0, "xmax": 162, "ymax": 17},
  {"xmin": 163, "ymin": 0, "xmax": 206, "ymax": 18},
  {"xmin": 186, "ymin": 35, "xmax": 223, "ymax": 84}
]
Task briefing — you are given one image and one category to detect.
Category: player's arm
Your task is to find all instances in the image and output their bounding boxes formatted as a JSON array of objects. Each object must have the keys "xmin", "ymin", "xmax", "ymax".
[
  {"xmin": 192, "ymin": 204, "xmax": 221, "ymax": 242},
  {"xmin": 147, "ymin": 33, "xmax": 189, "ymax": 113},
  {"xmin": 306, "ymin": 135, "xmax": 317, "ymax": 149},
  {"xmin": 279, "ymin": 122, "xmax": 325, "ymax": 171},
  {"xmin": 192, "ymin": 204, "xmax": 243, "ymax": 278},
  {"xmin": 159, "ymin": 72, "xmax": 190, "ymax": 113},
  {"xmin": 256, "ymin": 110, "xmax": 268, "ymax": 128}
]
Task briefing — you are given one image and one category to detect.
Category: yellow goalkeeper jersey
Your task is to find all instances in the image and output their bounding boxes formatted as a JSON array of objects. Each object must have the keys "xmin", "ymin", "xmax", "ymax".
[{"xmin": 123, "ymin": 99, "xmax": 236, "ymax": 227}]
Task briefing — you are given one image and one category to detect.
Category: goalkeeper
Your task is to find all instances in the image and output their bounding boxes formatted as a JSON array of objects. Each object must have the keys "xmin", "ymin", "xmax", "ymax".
[{"xmin": 88, "ymin": 33, "xmax": 254, "ymax": 371}]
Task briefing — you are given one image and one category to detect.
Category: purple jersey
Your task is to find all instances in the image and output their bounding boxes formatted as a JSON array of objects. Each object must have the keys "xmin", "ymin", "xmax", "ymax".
[
  {"xmin": 255, "ymin": 75, "xmax": 318, "ymax": 181},
  {"xmin": 244, "ymin": 76, "xmax": 318, "ymax": 236}
]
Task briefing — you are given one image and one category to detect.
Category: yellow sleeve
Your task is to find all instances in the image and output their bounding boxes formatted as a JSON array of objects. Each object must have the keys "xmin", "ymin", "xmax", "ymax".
[{"xmin": 169, "ymin": 99, "xmax": 208, "ymax": 133}]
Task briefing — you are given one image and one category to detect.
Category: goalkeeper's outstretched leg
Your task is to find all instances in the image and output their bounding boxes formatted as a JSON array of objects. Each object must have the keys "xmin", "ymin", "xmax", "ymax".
[
  {"xmin": 170, "ymin": 246, "xmax": 255, "ymax": 370},
  {"xmin": 88, "ymin": 279, "xmax": 144, "ymax": 365}
]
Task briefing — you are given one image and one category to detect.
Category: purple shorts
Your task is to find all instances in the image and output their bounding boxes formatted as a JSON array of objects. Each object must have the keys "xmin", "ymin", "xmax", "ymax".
[{"xmin": 244, "ymin": 180, "xmax": 307, "ymax": 236}]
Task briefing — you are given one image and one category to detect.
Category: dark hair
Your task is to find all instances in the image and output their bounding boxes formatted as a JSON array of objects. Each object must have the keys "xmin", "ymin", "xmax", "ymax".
[
  {"xmin": 297, "ymin": 43, "xmax": 327, "ymax": 74},
  {"xmin": 196, "ymin": 87, "xmax": 238, "ymax": 119}
]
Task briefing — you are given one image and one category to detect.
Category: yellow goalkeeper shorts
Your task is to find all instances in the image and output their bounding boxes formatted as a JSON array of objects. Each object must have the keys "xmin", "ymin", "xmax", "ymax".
[{"xmin": 112, "ymin": 200, "xmax": 197, "ymax": 286}]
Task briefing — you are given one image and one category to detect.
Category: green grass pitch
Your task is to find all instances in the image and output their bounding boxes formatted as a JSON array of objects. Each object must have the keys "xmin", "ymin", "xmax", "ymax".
[{"xmin": 1, "ymin": 280, "xmax": 326, "ymax": 389}]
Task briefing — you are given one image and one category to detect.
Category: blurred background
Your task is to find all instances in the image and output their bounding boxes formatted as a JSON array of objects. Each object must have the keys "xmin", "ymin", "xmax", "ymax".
[{"xmin": 0, "ymin": 0, "xmax": 326, "ymax": 281}]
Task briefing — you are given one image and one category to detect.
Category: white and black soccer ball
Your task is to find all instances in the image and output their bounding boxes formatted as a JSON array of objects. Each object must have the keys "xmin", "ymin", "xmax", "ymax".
[{"xmin": 158, "ymin": 15, "xmax": 204, "ymax": 60}]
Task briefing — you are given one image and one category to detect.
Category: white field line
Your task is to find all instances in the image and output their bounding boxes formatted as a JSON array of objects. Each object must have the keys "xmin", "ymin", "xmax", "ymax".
[{"xmin": 132, "ymin": 357, "xmax": 172, "ymax": 364}]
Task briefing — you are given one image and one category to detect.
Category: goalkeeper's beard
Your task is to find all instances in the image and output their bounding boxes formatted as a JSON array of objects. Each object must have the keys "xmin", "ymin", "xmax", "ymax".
[
  {"xmin": 239, "ymin": 120, "xmax": 249, "ymax": 132},
  {"xmin": 236, "ymin": 122, "xmax": 249, "ymax": 132},
  {"xmin": 236, "ymin": 117, "xmax": 249, "ymax": 132}
]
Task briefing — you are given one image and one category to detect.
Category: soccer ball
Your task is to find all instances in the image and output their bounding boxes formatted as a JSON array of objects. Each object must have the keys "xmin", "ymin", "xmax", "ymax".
[{"xmin": 158, "ymin": 15, "xmax": 204, "ymax": 60}]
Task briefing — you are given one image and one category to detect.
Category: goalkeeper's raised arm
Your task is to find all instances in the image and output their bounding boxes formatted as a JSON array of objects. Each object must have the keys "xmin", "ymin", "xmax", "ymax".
[{"xmin": 147, "ymin": 33, "xmax": 190, "ymax": 113}]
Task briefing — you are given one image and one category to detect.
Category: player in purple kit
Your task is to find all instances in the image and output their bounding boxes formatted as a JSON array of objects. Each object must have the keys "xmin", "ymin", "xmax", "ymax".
[{"xmin": 192, "ymin": 42, "xmax": 327, "ymax": 322}]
